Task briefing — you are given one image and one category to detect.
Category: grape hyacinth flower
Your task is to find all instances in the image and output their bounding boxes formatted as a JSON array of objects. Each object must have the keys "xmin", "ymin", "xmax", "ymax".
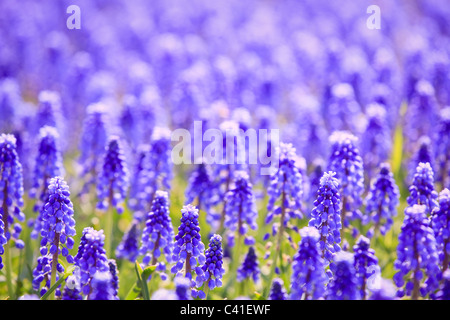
[
  {"xmin": 434, "ymin": 106, "xmax": 450, "ymax": 188},
  {"xmin": 431, "ymin": 189, "xmax": 450, "ymax": 271},
  {"xmin": 364, "ymin": 163, "xmax": 400, "ymax": 236},
  {"xmin": 393, "ymin": 205, "xmax": 441, "ymax": 299},
  {"xmin": 269, "ymin": 278, "xmax": 288, "ymax": 300},
  {"xmin": 327, "ymin": 131, "xmax": 364, "ymax": 228},
  {"xmin": 266, "ymin": 143, "xmax": 303, "ymax": 247},
  {"xmin": 407, "ymin": 162, "xmax": 439, "ymax": 215},
  {"xmin": 32, "ymin": 254, "xmax": 63, "ymax": 297},
  {"xmin": 78, "ymin": 102, "xmax": 109, "ymax": 195},
  {"xmin": 0, "ymin": 134, "xmax": 25, "ymax": 249},
  {"xmin": 108, "ymin": 259, "xmax": 119, "ymax": 298},
  {"xmin": 30, "ymin": 126, "xmax": 64, "ymax": 239},
  {"xmin": 116, "ymin": 220, "xmax": 140, "ymax": 263},
  {"xmin": 307, "ymin": 159, "xmax": 324, "ymax": 213},
  {"xmin": 195, "ymin": 234, "xmax": 225, "ymax": 297},
  {"xmin": 327, "ymin": 251, "xmax": 360, "ymax": 300},
  {"xmin": 34, "ymin": 177, "xmax": 76, "ymax": 298},
  {"xmin": 97, "ymin": 135, "xmax": 129, "ymax": 213},
  {"xmin": 224, "ymin": 171, "xmax": 257, "ymax": 247},
  {"xmin": 353, "ymin": 236, "xmax": 380, "ymax": 300},
  {"xmin": 309, "ymin": 172, "xmax": 342, "ymax": 267},
  {"xmin": 0, "ymin": 217, "xmax": 6, "ymax": 269},
  {"xmin": 369, "ymin": 279, "xmax": 397, "ymax": 300},
  {"xmin": 140, "ymin": 190, "xmax": 174, "ymax": 267},
  {"xmin": 62, "ymin": 272, "xmax": 83, "ymax": 301},
  {"xmin": 147, "ymin": 127, "xmax": 173, "ymax": 192},
  {"xmin": 128, "ymin": 144, "xmax": 150, "ymax": 221},
  {"xmin": 237, "ymin": 246, "xmax": 260, "ymax": 283},
  {"xmin": 185, "ymin": 161, "xmax": 219, "ymax": 227},
  {"xmin": 90, "ymin": 271, "xmax": 117, "ymax": 300},
  {"xmin": 74, "ymin": 227, "xmax": 109, "ymax": 297},
  {"xmin": 433, "ymin": 270, "xmax": 450, "ymax": 300},
  {"xmin": 290, "ymin": 227, "xmax": 327, "ymax": 300},
  {"xmin": 409, "ymin": 136, "xmax": 434, "ymax": 181},
  {"xmin": 171, "ymin": 205, "xmax": 206, "ymax": 281},
  {"xmin": 175, "ymin": 276, "xmax": 192, "ymax": 300},
  {"xmin": 35, "ymin": 91, "xmax": 65, "ymax": 144}
]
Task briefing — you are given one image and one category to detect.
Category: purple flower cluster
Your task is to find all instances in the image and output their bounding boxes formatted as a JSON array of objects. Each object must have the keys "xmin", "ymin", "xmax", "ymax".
[
  {"xmin": 394, "ymin": 205, "xmax": 441, "ymax": 299},
  {"xmin": 269, "ymin": 278, "xmax": 288, "ymax": 300},
  {"xmin": 32, "ymin": 254, "xmax": 63, "ymax": 297},
  {"xmin": 237, "ymin": 246, "xmax": 260, "ymax": 283},
  {"xmin": 434, "ymin": 107, "xmax": 450, "ymax": 187},
  {"xmin": 431, "ymin": 188, "xmax": 450, "ymax": 270},
  {"xmin": 290, "ymin": 227, "xmax": 327, "ymax": 300},
  {"xmin": 90, "ymin": 271, "xmax": 117, "ymax": 300},
  {"xmin": 196, "ymin": 234, "xmax": 225, "ymax": 292},
  {"xmin": 327, "ymin": 251, "xmax": 360, "ymax": 300},
  {"xmin": 407, "ymin": 162, "xmax": 439, "ymax": 214},
  {"xmin": 353, "ymin": 236, "xmax": 380, "ymax": 300},
  {"xmin": 116, "ymin": 219, "xmax": 140, "ymax": 262}
]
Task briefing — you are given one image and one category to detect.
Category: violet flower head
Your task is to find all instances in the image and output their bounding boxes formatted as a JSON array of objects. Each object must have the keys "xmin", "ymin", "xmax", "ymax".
[
  {"xmin": 74, "ymin": 227, "xmax": 110, "ymax": 296},
  {"xmin": 407, "ymin": 162, "xmax": 438, "ymax": 214},
  {"xmin": 140, "ymin": 190, "xmax": 174, "ymax": 266},
  {"xmin": 409, "ymin": 136, "xmax": 434, "ymax": 180},
  {"xmin": 196, "ymin": 234, "xmax": 225, "ymax": 293},
  {"xmin": 360, "ymin": 104, "xmax": 391, "ymax": 176},
  {"xmin": 434, "ymin": 106, "xmax": 450, "ymax": 187},
  {"xmin": 0, "ymin": 133, "xmax": 25, "ymax": 248},
  {"xmin": 38, "ymin": 177, "xmax": 76, "ymax": 264},
  {"xmin": 309, "ymin": 171, "xmax": 342, "ymax": 265},
  {"xmin": 431, "ymin": 188, "xmax": 450, "ymax": 270},
  {"xmin": 266, "ymin": 143, "xmax": 303, "ymax": 235},
  {"xmin": 353, "ymin": 236, "xmax": 380, "ymax": 300},
  {"xmin": 30, "ymin": 126, "xmax": 64, "ymax": 239},
  {"xmin": 108, "ymin": 259, "xmax": 119, "ymax": 298},
  {"xmin": 61, "ymin": 273, "xmax": 83, "ymax": 301},
  {"xmin": 434, "ymin": 270, "xmax": 450, "ymax": 300},
  {"xmin": 35, "ymin": 91, "xmax": 64, "ymax": 139},
  {"xmin": 393, "ymin": 205, "xmax": 441, "ymax": 299},
  {"xmin": 327, "ymin": 251, "xmax": 360, "ymax": 300},
  {"xmin": 171, "ymin": 205, "xmax": 206, "ymax": 279},
  {"xmin": 116, "ymin": 219, "xmax": 140, "ymax": 263},
  {"xmin": 364, "ymin": 163, "xmax": 400, "ymax": 236},
  {"xmin": 0, "ymin": 78, "xmax": 20, "ymax": 131},
  {"xmin": 269, "ymin": 278, "xmax": 288, "ymax": 300},
  {"xmin": 90, "ymin": 271, "xmax": 117, "ymax": 300},
  {"xmin": 78, "ymin": 102, "xmax": 109, "ymax": 194},
  {"xmin": 32, "ymin": 254, "xmax": 63, "ymax": 297},
  {"xmin": 97, "ymin": 136, "xmax": 129, "ymax": 213},
  {"xmin": 147, "ymin": 127, "xmax": 173, "ymax": 191},
  {"xmin": 237, "ymin": 246, "xmax": 260, "ymax": 283},
  {"xmin": 328, "ymin": 131, "xmax": 364, "ymax": 225},
  {"xmin": 369, "ymin": 279, "xmax": 397, "ymax": 300},
  {"xmin": 224, "ymin": 170, "xmax": 257, "ymax": 246},
  {"xmin": 128, "ymin": 144, "xmax": 150, "ymax": 221},
  {"xmin": 326, "ymin": 83, "xmax": 362, "ymax": 132},
  {"xmin": 175, "ymin": 276, "xmax": 192, "ymax": 300}
]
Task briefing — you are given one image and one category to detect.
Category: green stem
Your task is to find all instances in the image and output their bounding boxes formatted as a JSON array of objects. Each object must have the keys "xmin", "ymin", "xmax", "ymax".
[{"xmin": 4, "ymin": 242, "xmax": 14, "ymax": 299}]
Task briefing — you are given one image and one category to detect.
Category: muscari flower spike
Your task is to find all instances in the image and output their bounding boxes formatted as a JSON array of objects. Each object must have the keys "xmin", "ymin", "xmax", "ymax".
[
  {"xmin": 407, "ymin": 162, "xmax": 439, "ymax": 214},
  {"xmin": 266, "ymin": 143, "xmax": 303, "ymax": 239},
  {"xmin": 195, "ymin": 234, "xmax": 225, "ymax": 297},
  {"xmin": 32, "ymin": 254, "xmax": 63, "ymax": 297},
  {"xmin": 108, "ymin": 259, "xmax": 120, "ymax": 298},
  {"xmin": 78, "ymin": 102, "xmax": 109, "ymax": 195},
  {"xmin": 393, "ymin": 204, "xmax": 441, "ymax": 299},
  {"xmin": 309, "ymin": 172, "xmax": 342, "ymax": 267},
  {"xmin": 74, "ymin": 227, "xmax": 110, "ymax": 296},
  {"xmin": 353, "ymin": 236, "xmax": 380, "ymax": 300},
  {"xmin": 62, "ymin": 270, "xmax": 83, "ymax": 300},
  {"xmin": 237, "ymin": 246, "xmax": 260, "ymax": 283},
  {"xmin": 35, "ymin": 91, "xmax": 65, "ymax": 141},
  {"xmin": 431, "ymin": 188, "xmax": 450, "ymax": 270},
  {"xmin": 327, "ymin": 251, "xmax": 360, "ymax": 300},
  {"xmin": 30, "ymin": 126, "xmax": 64, "ymax": 239},
  {"xmin": 224, "ymin": 171, "xmax": 257, "ymax": 247},
  {"xmin": 433, "ymin": 270, "xmax": 450, "ymax": 300},
  {"xmin": 290, "ymin": 227, "xmax": 327, "ymax": 300},
  {"xmin": 0, "ymin": 133, "xmax": 25, "ymax": 250},
  {"xmin": 327, "ymin": 131, "xmax": 364, "ymax": 226},
  {"xmin": 140, "ymin": 190, "xmax": 174, "ymax": 271},
  {"xmin": 171, "ymin": 205, "xmax": 206, "ymax": 281},
  {"xmin": 116, "ymin": 219, "xmax": 140, "ymax": 263},
  {"xmin": 90, "ymin": 271, "xmax": 117, "ymax": 300},
  {"xmin": 364, "ymin": 163, "xmax": 400, "ymax": 236},
  {"xmin": 175, "ymin": 276, "xmax": 192, "ymax": 300},
  {"xmin": 409, "ymin": 136, "xmax": 434, "ymax": 180},
  {"xmin": 434, "ymin": 107, "xmax": 450, "ymax": 187},
  {"xmin": 269, "ymin": 278, "xmax": 288, "ymax": 300},
  {"xmin": 97, "ymin": 136, "xmax": 129, "ymax": 213}
]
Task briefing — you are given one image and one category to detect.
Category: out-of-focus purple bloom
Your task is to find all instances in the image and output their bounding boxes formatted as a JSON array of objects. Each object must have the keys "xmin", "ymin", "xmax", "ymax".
[
  {"xmin": 328, "ymin": 131, "xmax": 364, "ymax": 226},
  {"xmin": 30, "ymin": 126, "xmax": 64, "ymax": 239},
  {"xmin": 353, "ymin": 236, "xmax": 380, "ymax": 300},
  {"xmin": 393, "ymin": 205, "xmax": 441, "ymax": 299},
  {"xmin": 139, "ymin": 190, "xmax": 174, "ymax": 266},
  {"xmin": 35, "ymin": 91, "xmax": 65, "ymax": 142},
  {"xmin": 116, "ymin": 219, "xmax": 140, "ymax": 262},
  {"xmin": 0, "ymin": 78, "xmax": 20, "ymax": 132},
  {"xmin": 237, "ymin": 246, "xmax": 259, "ymax": 283},
  {"xmin": 409, "ymin": 136, "xmax": 434, "ymax": 180},
  {"xmin": 78, "ymin": 102, "xmax": 109, "ymax": 195},
  {"xmin": 290, "ymin": 227, "xmax": 327, "ymax": 300},
  {"xmin": 364, "ymin": 163, "xmax": 400, "ymax": 236},
  {"xmin": 97, "ymin": 136, "xmax": 129, "ymax": 213},
  {"xmin": 108, "ymin": 259, "xmax": 119, "ymax": 298},
  {"xmin": 90, "ymin": 271, "xmax": 117, "ymax": 300},
  {"xmin": 431, "ymin": 189, "xmax": 450, "ymax": 271},
  {"xmin": 0, "ymin": 133, "xmax": 25, "ymax": 249},
  {"xmin": 369, "ymin": 279, "xmax": 397, "ymax": 300},
  {"xmin": 175, "ymin": 276, "xmax": 192, "ymax": 300},
  {"xmin": 171, "ymin": 205, "xmax": 206, "ymax": 279},
  {"xmin": 62, "ymin": 272, "xmax": 82, "ymax": 301},
  {"xmin": 266, "ymin": 143, "xmax": 303, "ymax": 239},
  {"xmin": 309, "ymin": 172, "xmax": 342, "ymax": 266},
  {"xmin": 224, "ymin": 171, "xmax": 257, "ymax": 246},
  {"xmin": 269, "ymin": 278, "xmax": 288, "ymax": 300},
  {"xmin": 327, "ymin": 251, "xmax": 360, "ymax": 300},
  {"xmin": 74, "ymin": 227, "xmax": 110, "ymax": 296},
  {"xmin": 434, "ymin": 107, "xmax": 450, "ymax": 187},
  {"xmin": 326, "ymin": 83, "xmax": 362, "ymax": 133},
  {"xmin": 407, "ymin": 162, "xmax": 438, "ymax": 214},
  {"xmin": 128, "ymin": 144, "xmax": 150, "ymax": 221}
]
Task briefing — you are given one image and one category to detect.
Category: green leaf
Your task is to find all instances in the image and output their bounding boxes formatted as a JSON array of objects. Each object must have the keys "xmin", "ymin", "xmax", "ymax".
[
  {"xmin": 134, "ymin": 261, "xmax": 150, "ymax": 300},
  {"xmin": 142, "ymin": 265, "xmax": 157, "ymax": 281},
  {"xmin": 125, "ymin": 283, "xmax": 141, "ymax": 300}
]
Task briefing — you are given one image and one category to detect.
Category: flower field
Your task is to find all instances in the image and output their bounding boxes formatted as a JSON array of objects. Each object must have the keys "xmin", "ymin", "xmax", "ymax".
[{"xmin": 0, "ymin": 0, "xmax": 449, "ymax": 300}]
